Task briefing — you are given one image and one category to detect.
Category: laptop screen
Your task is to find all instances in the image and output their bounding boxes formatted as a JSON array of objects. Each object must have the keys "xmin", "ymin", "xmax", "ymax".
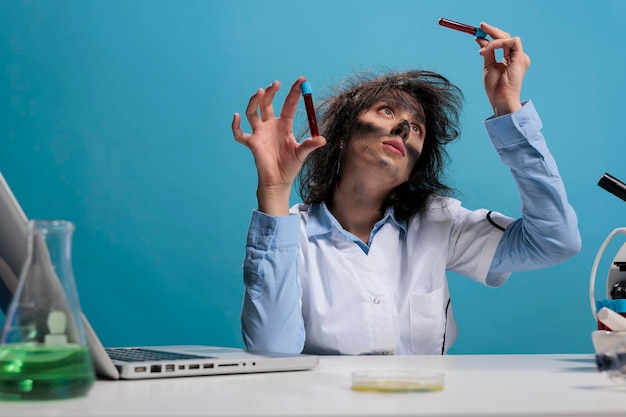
[{"xmin": 0, "ymin": 171, "xmax": 29, "ymax": 314}]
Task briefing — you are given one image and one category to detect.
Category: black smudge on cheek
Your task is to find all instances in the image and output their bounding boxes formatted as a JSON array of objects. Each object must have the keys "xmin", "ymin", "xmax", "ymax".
[
  {"xmin": 405, "ymin": 145, "xmax": 421, "ymax": 182},
  {"xmin": 406, "ymin": 145, "xmax": 420, "ymax": 163},
  {"xmin": 353, "ymin": 120, "xmax": 389, "ymax": 141},
  {"xmin": 351, "ymin": 120, "xmax": 405, "ymax": 177}
]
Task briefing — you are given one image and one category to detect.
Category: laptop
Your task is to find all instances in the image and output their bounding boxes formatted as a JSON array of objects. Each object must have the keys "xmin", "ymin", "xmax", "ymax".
[{"xmin": 0, "ymin": 171, "xmax": 318, "ymax": 380}]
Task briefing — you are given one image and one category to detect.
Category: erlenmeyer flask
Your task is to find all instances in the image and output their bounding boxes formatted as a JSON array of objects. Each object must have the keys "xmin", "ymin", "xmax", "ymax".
[{"xmin": 0, "ymin": 220, "xmax": 94, "ymax": 400}]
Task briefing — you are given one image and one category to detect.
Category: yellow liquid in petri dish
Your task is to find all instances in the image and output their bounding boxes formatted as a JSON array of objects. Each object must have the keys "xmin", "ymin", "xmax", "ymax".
[{"xmin": 351, "ymin": 371, "xmax": 444, "ymax": 393}]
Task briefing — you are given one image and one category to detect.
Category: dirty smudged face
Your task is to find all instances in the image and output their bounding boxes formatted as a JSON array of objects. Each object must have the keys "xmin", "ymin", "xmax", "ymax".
[{"xmin": 344, "ymin": 92, "xmax": 426, "ymax": 188}]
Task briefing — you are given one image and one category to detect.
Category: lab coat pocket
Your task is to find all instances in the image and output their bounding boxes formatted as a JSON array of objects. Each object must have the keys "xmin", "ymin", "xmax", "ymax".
[{"xmin": 409, "ymin": 287, "xmax": 446, "ymax": 354}]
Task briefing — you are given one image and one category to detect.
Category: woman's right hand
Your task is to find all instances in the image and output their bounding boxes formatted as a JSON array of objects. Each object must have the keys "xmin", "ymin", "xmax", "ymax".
[
  {"xmin": 475, "ymin": 22, "xmax": 530, "ymax": 117},
  {"xmin": 232, "ymin": 76, "xmax": 326, "ymax": 216}
]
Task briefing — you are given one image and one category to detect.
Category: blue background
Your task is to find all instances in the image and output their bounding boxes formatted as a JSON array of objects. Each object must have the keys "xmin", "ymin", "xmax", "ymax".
[{"xmin": 2, "ymin": 0, "xmax": 626, "ymax": 354}]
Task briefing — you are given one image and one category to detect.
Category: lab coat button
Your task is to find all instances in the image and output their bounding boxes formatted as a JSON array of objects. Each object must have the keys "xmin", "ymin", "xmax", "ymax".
[{"xmin": 373, "ymin": 297, "xmax": 380, "ymax": 304}]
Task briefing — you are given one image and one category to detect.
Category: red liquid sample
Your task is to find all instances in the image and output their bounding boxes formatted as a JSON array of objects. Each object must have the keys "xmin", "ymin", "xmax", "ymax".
[
  {"xmin": 438, "ymin": 18, "xmax": 478, "ymax": 35},
  {"xmin": 598, "ymin": 312, "xmax": 626, "ymax": 331},
  {"xmin": 302, "ymin": 93, "xmax": 319, "ymax": 137}
]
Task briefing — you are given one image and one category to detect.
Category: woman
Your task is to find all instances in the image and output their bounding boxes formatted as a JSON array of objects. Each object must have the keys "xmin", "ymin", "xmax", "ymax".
[{"xmin": 231, "ymin": 22, "xmax": 580, "ymax": 355}]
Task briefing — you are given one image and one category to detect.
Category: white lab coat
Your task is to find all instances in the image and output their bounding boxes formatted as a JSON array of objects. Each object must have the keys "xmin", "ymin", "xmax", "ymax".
[{"xmin": 296, "ymin": 197, "xmax": 514, "ymax": 355}]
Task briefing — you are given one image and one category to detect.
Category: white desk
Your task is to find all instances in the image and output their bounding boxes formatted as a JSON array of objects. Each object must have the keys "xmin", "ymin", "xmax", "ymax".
[{"xmin": 3, "ymin": 354, "xmax": 626, "ymax": 417}]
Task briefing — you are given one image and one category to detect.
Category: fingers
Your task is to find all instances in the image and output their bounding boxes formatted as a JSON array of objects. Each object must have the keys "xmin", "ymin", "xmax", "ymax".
[
  {"xmin": 476, "ymin": 22, "xmax": 507, "ymax": 69},
  {"xmin": 477, "ymin": 22, "xmax": 529, "ymax": 68},
  {"xmin": 279, "ymin": 76, "xmax": 306, "ymax": 121},
  {"xmin": 477, "ymin": 39, "xmax": 497, "ymax": 69},
  {"xmin": 475, "ymin": 36, "xmax": 489, "ymax": 48},
  {"xmin": 479, "ymin": 22, "xmax": 511, "ymax": 40},
  {"xmin": 235, "ymin": 76, "xmax": 314, "ymax": 150},
  {"xmin": 480, "ymin": 37, "xmax": 529, "ymax": 68},
  {"xmin": 244, "ymin": 88, "xmax": 264, "ymax": 129},
  {"xmin": 243, "ymin": 80, "xmax": 280, "ymax": 128},
  {"xmin": 259, "ymin": 81, "xmax": 280, "ymax": 121},
  {"xmin": 231, "ymin": 113, "xmax": 249, "ymax": 144},
  {"xmin": 244, "ymin": 77, "xmax": 305, "ymax": 128},
  {"xmin": 295, "ymin": 135, "xmax": 327, "ymax": 162}
]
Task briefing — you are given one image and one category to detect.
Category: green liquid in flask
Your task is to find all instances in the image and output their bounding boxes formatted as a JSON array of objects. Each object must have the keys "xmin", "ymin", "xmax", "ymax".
[{"xmin": 0, "ymin": 344, "xmax": 95, "ymax": 400}]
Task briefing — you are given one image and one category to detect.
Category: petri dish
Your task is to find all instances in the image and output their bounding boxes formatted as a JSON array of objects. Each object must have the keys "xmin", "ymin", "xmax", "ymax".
[{"xmin": 351, "ymin": 370, "xmax": 444, "ymax": 393}]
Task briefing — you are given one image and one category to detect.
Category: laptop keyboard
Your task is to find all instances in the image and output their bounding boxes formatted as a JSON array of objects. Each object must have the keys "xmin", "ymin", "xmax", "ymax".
[{"xmin": 106, "ymin": 347, "xmax": 211, "ymax": 362}]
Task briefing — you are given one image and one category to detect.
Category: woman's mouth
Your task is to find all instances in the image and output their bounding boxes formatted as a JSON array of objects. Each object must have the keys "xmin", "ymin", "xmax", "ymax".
[{"xmin": 382, "ymin": 140, "xmax": 406, "ymax": 157}]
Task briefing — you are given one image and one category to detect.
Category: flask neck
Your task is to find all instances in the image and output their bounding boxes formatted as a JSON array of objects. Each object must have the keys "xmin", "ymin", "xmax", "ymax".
[{"xmin": 28, "ymin": 220, "xmax": 75, "ymax": 266}]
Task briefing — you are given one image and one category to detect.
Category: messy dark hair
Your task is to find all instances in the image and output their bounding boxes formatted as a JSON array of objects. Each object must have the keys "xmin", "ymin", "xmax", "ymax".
[{"xmin": 297, "ymin": 70, "xmax": 464, "ymax": 222}]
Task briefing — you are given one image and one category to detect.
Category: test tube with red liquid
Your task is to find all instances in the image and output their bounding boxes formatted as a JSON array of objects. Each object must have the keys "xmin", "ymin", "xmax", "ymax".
[
  {"xmin": 300, "ymin": 81, "xmax": 319, "ymax": 137},
  {"xmin": 438, "ymin": 18, "xmax": 487, "ymax": 38}
]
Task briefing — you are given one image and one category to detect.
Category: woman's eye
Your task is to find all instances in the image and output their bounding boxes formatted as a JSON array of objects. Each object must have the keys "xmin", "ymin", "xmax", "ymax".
[
  {"xmin": 379, "ymin": 107, "xmax": 393, "ymax": 117},
  {"xmin": 410, "ymin": 124, "xmax": 421, "ymax": 134}
]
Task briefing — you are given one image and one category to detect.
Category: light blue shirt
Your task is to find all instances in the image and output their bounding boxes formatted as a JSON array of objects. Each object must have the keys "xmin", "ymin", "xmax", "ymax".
[{"xmin": 241, "ymin": 101, "xmax": 581, "ymax": 355}]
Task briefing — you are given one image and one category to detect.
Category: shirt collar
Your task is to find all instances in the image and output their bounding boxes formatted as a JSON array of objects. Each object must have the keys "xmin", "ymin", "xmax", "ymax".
[{"xmin": 305, "ymin": 202, "xmax": 408, "ymax": 239}]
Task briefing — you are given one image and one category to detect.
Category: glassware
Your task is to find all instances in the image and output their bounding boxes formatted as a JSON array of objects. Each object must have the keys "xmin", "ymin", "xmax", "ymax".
[
  {"xmin": 591, "ymin": 330, "xmax": 626, "ymax": 380},
  {"xmin": 592, "ymin": 330, "xmax": 626, "ymax": 373},
  {"xmin": 351, "ymin": 370, "xmax": 445, "ymax": 392},
  {"xmin": 0, "ymin": 220, "xmax": 94, "ymax": 400}
]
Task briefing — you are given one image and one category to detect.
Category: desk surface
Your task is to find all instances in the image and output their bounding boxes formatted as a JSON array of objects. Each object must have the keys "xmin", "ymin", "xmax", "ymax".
[{"xmin": 3, "ymin": 354, "xmax": 626, "ymax": 417}]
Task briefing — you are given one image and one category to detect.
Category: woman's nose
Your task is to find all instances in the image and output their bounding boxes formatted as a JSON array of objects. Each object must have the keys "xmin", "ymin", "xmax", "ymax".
[{"xmin": 391, "ymin": 120, "xmax": 410, "ymax": 141}]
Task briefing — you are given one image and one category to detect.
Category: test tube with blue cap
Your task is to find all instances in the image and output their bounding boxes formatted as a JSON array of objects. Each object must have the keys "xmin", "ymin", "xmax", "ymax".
[
  {"xmin": 438, "ymin": 18, "xmax": 487, "ymax": 38},
  {"xmin": 300, "ymin": 81, "xmax": 319, "ymax": 137}
]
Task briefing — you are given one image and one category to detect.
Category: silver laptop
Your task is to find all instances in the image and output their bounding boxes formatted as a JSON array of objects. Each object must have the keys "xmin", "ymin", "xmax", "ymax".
[{"xmin": 0, "ymin": 171, "xmax": 318, "ymax": 380}]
